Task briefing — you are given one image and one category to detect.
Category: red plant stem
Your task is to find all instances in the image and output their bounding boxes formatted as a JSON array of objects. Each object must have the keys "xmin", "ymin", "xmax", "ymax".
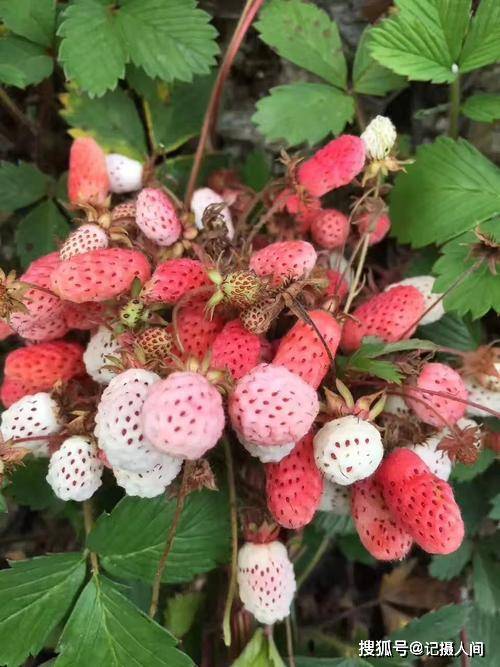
[{"xmin": 185, "ymin": 0, "xmax": 265, "ymax": 205}]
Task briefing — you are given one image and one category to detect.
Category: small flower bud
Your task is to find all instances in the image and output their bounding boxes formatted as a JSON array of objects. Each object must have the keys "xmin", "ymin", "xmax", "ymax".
[{"xmin": 361, "ymin": 115, "xmax": 397, "ymax": 160}]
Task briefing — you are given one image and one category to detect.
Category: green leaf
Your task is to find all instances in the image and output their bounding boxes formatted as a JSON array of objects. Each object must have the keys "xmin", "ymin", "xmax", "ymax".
[
  {"xmin": 314, "ymin": 512, "xmax": 354, "ymax": 537},
  {"xmin": 429, "ymin": 539, "xmax": 473, "ymax": 581},
  {"xmin": 165, "ymin": 592, "xmax": 204, "ymax": 639},
  {"xmin": 460, "ymin": 605, "xmax": 500, "ymax": 667},
  {"xmin": 56, "ymin": 575, "xmax": 194, "ymax": 666},
  {"xmin": 242, "ymin": 150, "xmax": 271, "ymax": 192},
  {"xmin": 231, "ymin": 628, "xmax": 285, "ymax": 667},
  {"xmin": 0, "ymin": 161, "xmax": 49, "ymax": 213},
  {"xmin": 7, "ymin": 458, "xmax": 62, "ymax": 511},
  {"xmin": 390, "ymin": 137, "xmax": 500, "ymax": 247},
  {"xmin": 462, "ymin": 93, "xmax": 500, "ymax": 122},
  {"xmin": 0, "ymin": 0, "xmax": 56, "ymax": 47},
  {"xmin": 0, "ymin": 35, "xmax": 53, "ymax": 88},
  {"xmin": 57, "ymin": 0, "xmax": 126, "ymax": 98},
  {"xmin": 256, "ymin": 0, "xmax": 347, "ymax": 88},
  {"xmin": 353, "ymin": 27, "xmax": 406, "ymax": 96},
  {"xmin": 489, "ymin": 493, "xmax": 500, "ymax": 520},
  {"xmin": 253, "ymin": 83, "xmax": 354, "ymax": 146},
  {"xmin": 147, "ymin": 74, "xmax": 214, "ymax": 153},
  {"xmin": 60, "ymin": 88, "xmax": 147, "ymax": 160},
  {"xmin": 0, "ymin": 491, "xmax": 7, "ymax": 513},
  {"xmin": 433, "ymin": 229, "xmax": 500, "ymax": 319},
  {"xmin": 459, "ymin": 0, "xmax": 500, "ymax": 73},
  {"xmin": 452, "ymin": 449, "xmax": 496, "ymax": 482},
  {"xmin": 337, "ymin": 534, "xmax": 376, "ymax": 566},
  {"xmin": 0, "ymin": 553, "xmax": 86, "ymax": 667},
  {"xmin": 16, "ymin": 199, "xmax": 70, "ymax": 269},
  {"xmin": 370, "ymin": 0, "xmax": 470, "ymax": 83},
  {"xmin": 473, "ymin": 551, "xmax": 500, "ymax": 615},
  {"xmin": 296, "ymin": 660, "xmax": 373, "ymax": 667},
  {"xmin": 454, "ymin": 480, "xmax": 490, "ymax": 537},
  {"xmin": 88, "ymin": 489, "xmax": 230, "ymax": 584},
  {"xmin": 418, "ymin": 313, "xmax": 485, "ymax": 351},
  {"xmin": 390, "ymin": 604, "xmax": 470, "ymax": 643}
]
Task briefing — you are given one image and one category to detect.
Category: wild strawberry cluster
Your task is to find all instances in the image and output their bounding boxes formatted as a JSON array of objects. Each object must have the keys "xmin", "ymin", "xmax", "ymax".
[{"xmin": 0, "ymin": 117, "xmax": 499, "ymax": 627}]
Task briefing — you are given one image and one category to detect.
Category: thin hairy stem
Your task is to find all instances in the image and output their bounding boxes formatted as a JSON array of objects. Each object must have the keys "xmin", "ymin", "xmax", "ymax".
[
  {"xmin": 344, "ymin": 232, "xmax": 370, "ymax": 314},
  {"xmin": 449, "ymin": 74, "xmax": 461, "ymax": 139},
  {"xmin": 149, "ymin": 462, "xmax": 193, "ymax": 618},
  {"xmin": 222, "ymin": 437, "xmax": 239, "ymax": 647},
  {"xmin": 185, "ymin": 0, "xmax": 265, "ymax": 204},
  {"xmin": 285, "ymin": 616, "xmax": 296, "ymax": 667},
  {"xmin": 0, "ymin": 88, "xmax": 37, "ymax": 135},
  {"xmin": 83, "ymin": 500, "xmax": 99, "ymax": 574},
  {"xmin": 296, "ymin": 535, "xmax": 330, "ymax": 589}
]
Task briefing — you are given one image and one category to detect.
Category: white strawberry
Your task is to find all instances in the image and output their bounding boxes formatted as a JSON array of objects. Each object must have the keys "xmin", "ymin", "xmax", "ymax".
[
  {"xmin": 46, "ymin": 435, "xmax": 103, "ymax": 501},
  {"xmin": 1, "ymin": 392, "xmax": 61, "ymax": 456},
  {"xmin": 385, "ymin": 275, "xmax": 444, "ymax": 325},
  {"xmin": 60, "ymin": 223, "xmax": 109, "ymax": 261},
  {"xmin": 113, "ymin": 459, "xmax": 182, "ymax": 498},
  {"xmin": 383, "ymin": 394, "xmax": 410, "ymax": 416},
  {"xmin": 313, "ymin": 416, "xmax": 384, "ymax": 486},
  {"xmin": 106, "ymin": 153, "xmax": 143, "ymax": 193},
  {"xmin": 237, "ymin": 540, "xmax": 296, "ymax": 625},
  {"xmin": 191, "ymin": 187, "xmax": 234, "ymax": 239},
  {"xmin": 464, "ymin": 377, "xmax": 500, "ymax": 417},
  {"xmin": 318, "ymin": 479, "xmax": 351, "ymax": 514},
  {"xmin": 241, "ymin": 439, "xmax": 295, "ymax": 463},
  {"xmin": 95, "ymin": 368, "xmax": 168, "ymax": 473},
  {"xmin": 83, "ymin": 325, "xmax": 121, "ymax": 385}
]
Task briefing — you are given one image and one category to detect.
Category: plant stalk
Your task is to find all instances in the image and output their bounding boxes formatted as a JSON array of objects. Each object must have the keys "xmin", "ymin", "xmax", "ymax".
[
  {"xmin": 449, "ymin": 74, "xmax": 461, "ymax": 139},
  {"xmin": 222, "ymin": 437, "xmax": 239, "ymax": 647},
  {"xmin": 83, "ymin": 500, "xmax": 99, "ymax": 574},
  {"xmin": 0, "ymin": 87, "xmax": 37, "ymax": 135}
]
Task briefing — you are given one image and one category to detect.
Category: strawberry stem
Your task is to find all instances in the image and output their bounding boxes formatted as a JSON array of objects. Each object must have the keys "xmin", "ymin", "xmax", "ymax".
[
  {"xmin": 222, "ymin": 436, "xmax": 238, "ymax": 647},
  {"xmin": 83, "ymin": 499, "xmax": 99, "ymax": 574}
]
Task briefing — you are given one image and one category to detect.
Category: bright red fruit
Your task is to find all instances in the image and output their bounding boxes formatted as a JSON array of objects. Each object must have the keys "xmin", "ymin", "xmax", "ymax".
[
  {"xmin": 142, "ymin": 258, "xmax": 209, "ymax": 304},
  {"xmin": 250, "ymin": 241, "xmax": 317, "ymax": 286},
  {"xmin": 325, "ymin": 269, "xmax": 349, "ymax": 301},
  {"xmin": 310, "ymin": 209, "xmax": 350, "ymax": 249},
  {"xmin": 5, "ymin": 341, "xmax": 85, "ymax": 387},
  {"xmin": 176, "ymin": 299, "xmax": 224, "ymax": 359},
  {"xmin": 357, "ymin": 212, "xmax": 391, "ymax": 245},
  {"xmin": 68, "ymin": 137, "xmax": 110, "ymax": 206},
  {"xmin": 211, "ymin": 320, "xmax": 263, "ymax": 380}
]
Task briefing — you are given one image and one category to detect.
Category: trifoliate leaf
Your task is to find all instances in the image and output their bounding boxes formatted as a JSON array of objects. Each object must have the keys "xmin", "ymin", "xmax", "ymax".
[
  {"xmin": 370, "ymin": 0, "xmax": 470, "ymax": 83},
  {"xmin": 253, "ymin": 83, "xmax": 354, "ymax": 146},
  {"xmin": 0, "ymin": 553, "xmax": 86, "ymax": 667},
  {"xmin": 87, "ymin": 489, "xmax": 230, "ymax": 584},
  {"xmin": 231, "ymin": 628, "xmax": 286, "ymax": 667},
  {"xmin": 0, "ymin": 0, "xmax": 55, "ymax": 47},
  {"xmin": 429, "ymin": 539, "xmax": 473, "ymax": 581},
  {"xmin": 433, "ymin": 228, "xmax": 500, "ymax": 319},
  {"xmin": 459, "ymin": 0, "xmax": 500, "ymax": 73},
  {"xmin": 353, "ymin": 27, "xmax": 406, "ymax": 96},
  {"xmin": 462, "ymin": 93, "xmax": 500, "ymax": 122},
  {"xmin": 473, "ymin": 551, "xmax": 500, "ymax": 615},
  {"xmin": 0, "ymin": 35, "xmax": 53, "ymax": 88},
  {"xmin": 389, "ymin": 604, "xmax": 470, "ymax": 643},
  {"xmin": 16, "ymin": 199, "xmax": 70, "ymax": 269},
  {"xmin": 60, "ymin": 87, "xmax": 148, "ymax": 160},
  {"xmin": 418, "ymin": 313, "xmax": 485, "ymax": 351},
  {"xmin": 56, "ymin": 575, "xmax": 194, "ymax": 666},
  {"xmin": 0, "ymin": 162, "xmax": 50, "ymax": 213},
  {"xmin": 256, "ymin": 0, "xmax": 347, "ymax": 88},
  {"xmin": 390, "ymin": 137, "xmax": 500, "ymax": 247}
]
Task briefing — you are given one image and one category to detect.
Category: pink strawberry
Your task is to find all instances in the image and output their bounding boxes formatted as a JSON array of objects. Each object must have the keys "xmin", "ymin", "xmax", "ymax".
[
  {"xmin": 298, "ymin": 135, "xmax": 366, "ymax": 197},
  {"xmin": 273, "ymin": 310, "xmax": 340, "ymax": 389},
  {"xmin": 51, "ymin": 248, "xmax": 151, "ymax": 303},
  {"xmin": 141, "ymin": 258, "xmax": 209, "ymax": 305},
  {"xmin": 325, "ymin": 269, "xmax": 349, "ymax": 301},
  {"xmin": 376, "ymin": 449, "xmax": 464, "ymax": 555},
  {"xmin": 141, "ymin": 371, "xmax": 225, "ymax": 459},
  {"xmin": 4, "ymin": 341, "xmax": 85, "ymax": 391},
  {"xmin": 266, "ymin": 432, "xmax": 323, "ymax": 529},
  {"xmin": 351, "ymin": 477, "xmax": 413, "ymax": 561},
  {"xmin": 357, "ymin": 212, "xmax": 390, "ymax": 245},
  {"xmin": 68, "ymin": 137, "xmax": 110, "ymax": 206},
  {"xmin": 176, "ymin": 299, "xmax": 224, "ymax": 359},
  {"xmin": 211, "ymin": 320, "xmax": 263, "ymax": 380},
  {"xmin": 229, "ymin": 363, "xmax": 319, "ymax": 451},
  {"xmin": 276, "ymin": 189, "xmax": 321, "ymax": 233},
  {"xmin": 310, "ymin": 209, "xmax": 350, "ymax": 249},
  {"xmin": 1, "ymin": 378, "xmax": 31, "ymax": 408},
  {"xmin": 136, "ymin": 187, "xmax": 182, "ymax": 246},
  {"xmin": 341, "ymin": 285, "xmax": 425, "ymax": 353},
  {"xmin": 249, "ymin": 240, "xmax": 317, "ymax": 286},
  {"xmin": 237, "ymin": 540, "xmax": 296, "ymax": 624},
  {"xmin": 63, "ymin": 301, "xmax": 105, "ymax": 330},
  {"xmin": 404, "ymin": 362, "xmax": 467, "ymax": 428},
  {"xmin": 59, "ymin": 223, "xmax": 109, "ymax": 261},
  {"xmin": 0, "ymin": 319, "xmax": 13, "ymax": 341}
]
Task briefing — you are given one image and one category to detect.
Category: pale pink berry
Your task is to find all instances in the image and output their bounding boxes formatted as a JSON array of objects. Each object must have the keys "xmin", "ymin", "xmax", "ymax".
[
  {"xmin": 310, "ymin": 209, "xmax": 350, "ymax": 249},
  {"xmin": 136, "ymin": 187, "xmax": 182, "ymax": 246},
  {"xmin": 357, "ymin": 211, "xmax": 391, "ymax": 245},
  {"xmin": 405, "ymin": 362, "xmax": 467, "ymax": 428},
  {"xmin": 249, "ymin": 241, "xmax": 317, "ymax": 286},
  {"xmin": 1, "ymin": 392, "xmax": 61, "ymax": 456},
  {"xmin": 113, "ymin": 459, "xmax": 183, "ymax": 498},
  {"xmin": 46, "ymin": 436, "xmax": 103, "ymax": 501}
]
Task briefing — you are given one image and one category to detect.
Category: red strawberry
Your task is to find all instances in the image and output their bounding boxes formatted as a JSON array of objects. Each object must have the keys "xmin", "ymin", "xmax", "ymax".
[
  {"xmin": 325, "ymin": 269, "xmax": 349, "ymax": 301},
  {"xmin": 63, "ymin": 301, "xmax": 105, "ymax": 330},
  {"xmin": 276, "ymin": 189, "xmax": 321, "ymax": 233},
  {"xmin": 298, "ymin": 135, "xmax": 366, "ymax": 197},
  {"xmin": 266, "ymin": 432, "xmax": 323, "ymax": 529},
  {"xmin": 310, "ymin": 209, "xmax": 350, "ymax": 249},
  {"xmin": 273, "ymin": 310, "xmax": 341, "ymax": 389},
  {"xmin": 51, "ymin": 248, "xmax": 151, "ymax": 303},
  {"xmin": 0, "ymin": 319, "xmax": 13, "ymax": 341},
  {"xmin": 1, "ymin": 378, "xmax": 31, "ymax": 408},
  {"xmin": 357, "ymin": 212, "xmax": 390, "ymax": 245},
  {"xmin": 176, "ymin": 299, "xmax": 224, "ymax": 359},
  {"xmin": 250, "ymin": 241, "xmax": 317, "ymax": 286},
  {"xmin": 404, "ymin": 362, "xmax": 467, "ymax": 428},
  {"xmin": 22, "ymin": 252, "xmax": 61, "ymax": 286},
  {"xmin": 68, "ymin": 137, "xmax": 110, "ymax": 206},
  {"xmin": 4, "ymin": 341, "xmax": 85, "ymax": 390},
  {"xmin": 376, "ymin": 449, "xmax": 464, "ymax": 555},
  {"xmin": 211, "ymin": 320, "xmax": 263, "ymax": 380},
  {"xmin": 351, "ymin": 477, "xmax": 413, "ymax": 561},
  {"xmin": 136, "ymin": 187, "xmax": 182, "ymax": 246},
  {"xmin": 141, "ymin": 258, "xmax": 209, "ymax": 305},
  {"xmin": 341, "ymin": 285, "xmax": 425, "ymax": 353}
]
